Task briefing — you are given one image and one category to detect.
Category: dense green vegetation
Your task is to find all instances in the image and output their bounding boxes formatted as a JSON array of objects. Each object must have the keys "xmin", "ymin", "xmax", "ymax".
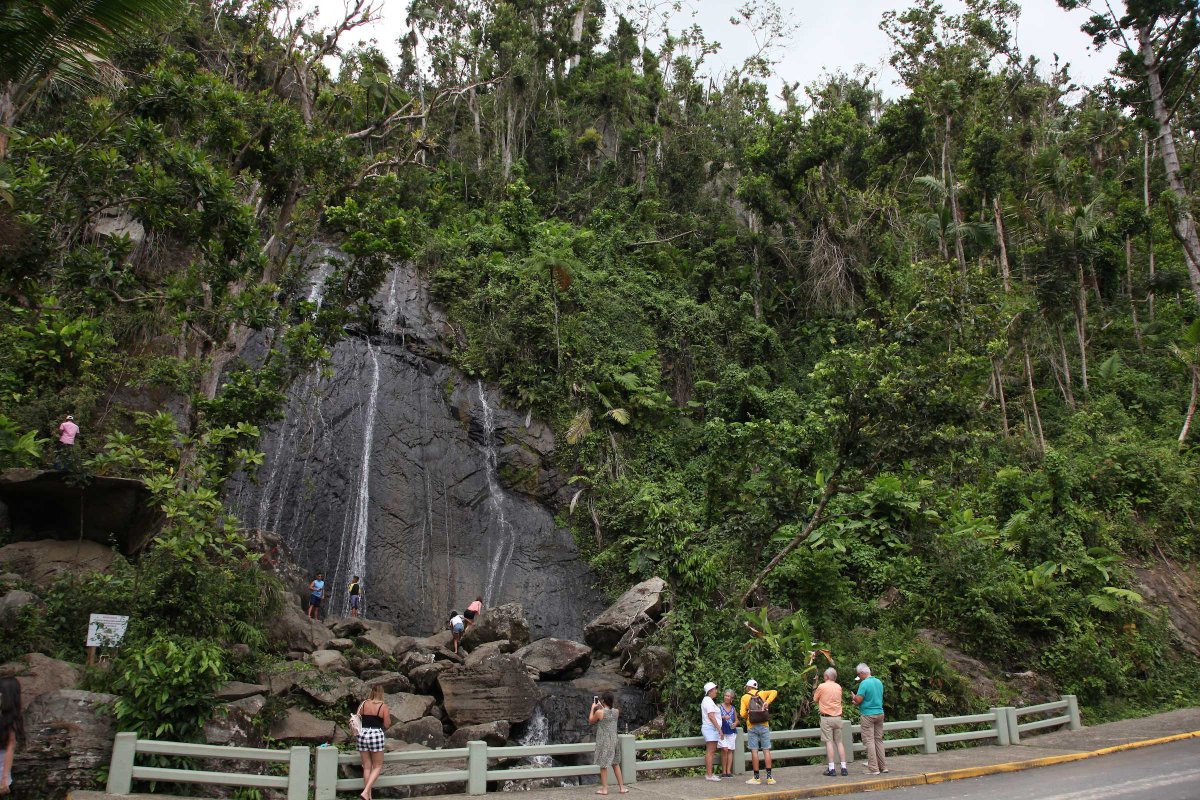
[{"xmin": 1, "ymin": 0, "xmax": 1199, "ymax": 741}]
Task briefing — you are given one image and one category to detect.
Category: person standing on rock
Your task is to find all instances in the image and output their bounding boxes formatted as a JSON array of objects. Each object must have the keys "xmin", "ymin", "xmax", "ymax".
[
  {"xmin": 589, "ymin": 691, "xmax": 628, "ymax": 795},
  {"xmin": 348, "ymin": 576, "xmax": 362, "ymax": 618},
  {"xmin": 464, "ymin": 596, "xmax": 483, "ymax": 626},
  {"xmin": 700, "ymin": 682, "xmax": 722, "ymax": 781},
  {"xmin": 0, "ymin": 677, "xmax": 24, "ymax": 796},
  {"xmin": 718, "ymin": 689, "xmax": 738, "ymax": 778},
  {"xmin": 814, "ymin": 668, "xmax": 848, "ymax": 776},
  {"xmin": 740, "ymin": 679, "xmax": 778, "ymax": 785},
  {"xmin": 308, "ymin": 573, "xmax": 325, "ymax": 620},
  {"xmin": 54, "ymin": 414, "xmax": 79, "ymax": 469},
  {"xmin": 355, "ymin": 685, "xmax": 391, "ymax": 800},
  {"xmin": 852, "ymin": 663, "xmax": 888, "ymax": 775},
  {"xmin": 449, "ymin": 611, "xmax": 466, "ymax": 653}
]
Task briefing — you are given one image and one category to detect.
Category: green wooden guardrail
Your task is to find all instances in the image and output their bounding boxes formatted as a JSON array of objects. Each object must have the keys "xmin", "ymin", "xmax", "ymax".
[{"xmin": 105, "ymin": 694, "xmax": 1082, "ymax": 797}]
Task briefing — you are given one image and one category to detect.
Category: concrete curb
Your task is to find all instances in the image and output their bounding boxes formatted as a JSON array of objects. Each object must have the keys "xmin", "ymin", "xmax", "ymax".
[{"xmin": 721, "ymin": 730, "xmax": 1200, "ymax": 800}]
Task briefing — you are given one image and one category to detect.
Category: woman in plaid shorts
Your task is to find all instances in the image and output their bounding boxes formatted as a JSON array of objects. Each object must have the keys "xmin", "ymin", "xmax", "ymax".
[{"xmin": 356, "ymin": 686, "xmax": 391, "ymax": 800}]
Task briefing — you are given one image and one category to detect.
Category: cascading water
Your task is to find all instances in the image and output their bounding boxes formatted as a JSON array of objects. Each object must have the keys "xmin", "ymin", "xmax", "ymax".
[
  {"xmin": 477, "ymin": 379, "xmax": 516, "ymax": 606},
  {"xmin": 331, "ymin": 340, "xmax": 380, "ymax": 616}
]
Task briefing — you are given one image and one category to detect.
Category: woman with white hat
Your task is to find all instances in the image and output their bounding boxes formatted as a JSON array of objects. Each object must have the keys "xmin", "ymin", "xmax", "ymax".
[{"xmin": 700, "ymin": 682, "xmax": 722, "ymax": 781}]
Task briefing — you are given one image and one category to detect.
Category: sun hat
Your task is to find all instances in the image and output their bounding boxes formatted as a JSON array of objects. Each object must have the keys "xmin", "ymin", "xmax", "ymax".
[
  {"xmin": 745, "ymin": 679, "xmax": 758, "ymax": 689},
  {"xmin": 703, "ymin": 681, "xmax": 717, "ymax": 694}
]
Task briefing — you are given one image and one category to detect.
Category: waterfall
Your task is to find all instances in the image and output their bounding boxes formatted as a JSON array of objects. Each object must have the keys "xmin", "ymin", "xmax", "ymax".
[
  {"xmin": 478, "ymin": 380, "xmax": 516, "ymax": 606},
  {"xmin": 333, "ymin": 340, "xmax": 381, "ymax": 616}
]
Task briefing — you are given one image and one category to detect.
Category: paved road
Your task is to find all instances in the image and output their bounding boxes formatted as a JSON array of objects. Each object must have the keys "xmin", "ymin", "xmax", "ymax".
[{"xmin": 867, "ymin": 739, "xmax": 1200, "ymax": 800}]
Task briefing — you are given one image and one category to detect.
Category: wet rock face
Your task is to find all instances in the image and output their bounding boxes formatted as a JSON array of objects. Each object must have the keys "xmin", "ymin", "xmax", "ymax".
[
  {"xmin": 229, "ymin": 255, "xmax": 602, "ymax": 641},
  {"xmin": 15, "ymin": 689, "xmax": 116, "ymax": 800}
]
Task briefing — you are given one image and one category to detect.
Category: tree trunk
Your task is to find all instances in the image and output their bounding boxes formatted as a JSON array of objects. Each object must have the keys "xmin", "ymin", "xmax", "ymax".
[
  {"xmin": 569, "ymin": 0, "xmax": 590, "ymax": 70},
  {"xmin": 1056, "ymin": 324, "xmax": 1076, "ymax": 408},
  {"xmin": 993, "ymin": 197, "xmax": 1012, "ymax": 292},
  {"xmin": 1144, "ymin": 133, "xmax": 1156, "ymax": 321},
  {"xmin": 1140, "ymin": 24, "xmax": 1200, "ymax": 307},
  {"xmin": 1024, "ymin": 343, "xmax": 1046, "ymax": 453},
  {"xmin": 1075, "ymin": 261, "xmax": 1089, "ymax": 393},
  {"xmin": 1180, "ymin": 367, "xmax": 1198, "ymax": 447},
  {"xmin": 741, "ymin": 476, "xmax": 839, "ymax": 606},
  {"xmin": 994, "ymin": 360, "xmax": 1009, "ymax": 436},
  {"xmin": 944, "ymin": 114, "xmax": 966, "ymax": 274},
  {"xmin": 0, "ymin": 83, "xmax": 16, "ymax": 161},
  {"xmin": 1126, "ymin": 235, "xmax": 1144, "ymax": 351}
]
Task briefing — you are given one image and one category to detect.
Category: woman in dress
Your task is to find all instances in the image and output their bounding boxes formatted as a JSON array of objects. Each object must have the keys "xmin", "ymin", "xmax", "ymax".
[
  {"xmin": 719, "ymin": 689, "xmax": 738, "ymax": 777},
  {"xmin": 588, "ymin": 691, "xmax": 627, "ymax": 795},
  {"xmin": 0, "ymin": 678, "xmax": 24, "ymax": 796},
  {"xmin": 356, "ymin": 685, "xmax": 391, "ymax": 800}
]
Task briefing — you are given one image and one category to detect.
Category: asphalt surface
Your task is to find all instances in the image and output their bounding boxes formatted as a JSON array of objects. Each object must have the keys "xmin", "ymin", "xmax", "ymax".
[{"xmin": 864, "ymin": 739, "xmax": 1200, "ymax": 800}]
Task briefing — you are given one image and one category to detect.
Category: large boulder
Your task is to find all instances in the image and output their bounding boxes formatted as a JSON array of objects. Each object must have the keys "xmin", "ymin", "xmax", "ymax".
[
  {"xmin": 298, "ymin": 673, "xmax": 364, "ymax": 708},
  {"xmin": 0, "ymin": 540, "xmax": 117, "ymax": 590},
  {"xmin": 362, "ymin": 671, "xmax": 413, "ymax": 693},
  {"xmin": 464, "ymin": 640, "xmax": 514, "ymax": 667},
  {"xmin": 328, "ymin": 618, "xmax": 368, "ymax": 638},
  {"xmin": 461, "ymin": 603, "xmax": 531, "ymax": 650},
  {"xmin": 269, "ymin": 707, "xmax": 339, "ymax": 744},
  {"xmin": 204, "ymin": 694, "xmax": 266, "ymax": 747},
  {"xmin": 0, "ymin": 590, "xmax": 39, "ymax": 628},
  {"xmin": 310, "ymin": 649, "xmax": 351, "ymax": 673},
  {"xmin": 355, "ymin": 628, "xmax": 403, "ymax": 656},
  {"xmin": 439, "ymin": 654, "xmax": 539, "ymax": 726},
  {"xmin": 15, "ymin": 690, "xmax": 116, "ymax": 798},
  {"xmin": 214, "ymin": 681, "xmax": 269, "ymax": 702},
  {"xmin": 0, "ymin": 653, "xmax": 81, "ymax": 711},
  {"xmin": 386, "ymin": 692, "xmax": 437, "ymax": 725},
  {"xmin": 447, "ymin": 721, "xmax": 511, "ymax": 748},
  {"xmin": 513, "ymin": 638, "xmax": 592, "ymax": 680},
  {"xmin": 260, "ymin": 660, "xmax": 315, "ymax": 696},
  {"xmin": 390, "ymin": 715, "xmax": 445, "ymax": 749},
  {"xmin": 408, "ymin": 661, "xmax": 451, "ymax": 695},
  {"xmin": 584, "ymin": 577, "xmax": 666, "ymax": 653},
  {"xmin": 268, "ymin": 596, "xmax": 330, "ymax": 653}
]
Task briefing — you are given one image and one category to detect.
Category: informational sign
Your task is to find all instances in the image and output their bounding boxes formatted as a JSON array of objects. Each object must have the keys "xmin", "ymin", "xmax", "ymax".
[{"xmin": 86, "ymin": 614, "xmax": 129, "ymax": 648}]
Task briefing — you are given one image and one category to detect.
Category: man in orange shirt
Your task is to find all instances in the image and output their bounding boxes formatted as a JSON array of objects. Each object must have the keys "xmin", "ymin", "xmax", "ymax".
[{"xmin": 812, "ymin": 668, "xmax": 847, "ymax": 776}]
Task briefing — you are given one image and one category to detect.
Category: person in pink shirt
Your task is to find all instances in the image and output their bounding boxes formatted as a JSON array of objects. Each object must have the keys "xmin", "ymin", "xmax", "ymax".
[
  {"xmin": 813, "ymin": 668, "xmax": 848, "ymax": 776},
  {"xmin": 54, "ymin": 415, "xmax": 79, "ymax": 468},
  {"xmin": 464, "ymin": 596, "xmax": 483, "ymax": 626}
]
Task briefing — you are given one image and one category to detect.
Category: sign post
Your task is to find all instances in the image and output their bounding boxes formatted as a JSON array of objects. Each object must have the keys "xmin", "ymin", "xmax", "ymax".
[{"xmin": 86, "ymin": 613, "xmax": 129, "ymax": 664}]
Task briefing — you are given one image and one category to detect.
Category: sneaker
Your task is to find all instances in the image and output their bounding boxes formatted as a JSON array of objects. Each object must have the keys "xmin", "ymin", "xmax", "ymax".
[
  {"xmin": 721, "ymin": 773, "xmax": 733, "ymax": 778},
  {"xmin": 745, "ymin": 777, "xmax": 760, "ymax": 785},
  {"xmin": 881, "ymin": 769, "xmax": 890, "ymax": 774},
  {"xmin": 705, "ymin": 775, "xmax": 721, "ymax": 782},
  {"xmin": 823, "ymin": 768, "xmax": 837, "ymax": 777},
  {"xmin": 841, "ymin": 767, "xmax": 849, "ymax": 776},
  {"xmin": 765, "ymin": 776, "xmax": 777, "ymax": 785},
  {"xmin": 863, "ymin": 770, "xmax": 881, "ymax": 775}
]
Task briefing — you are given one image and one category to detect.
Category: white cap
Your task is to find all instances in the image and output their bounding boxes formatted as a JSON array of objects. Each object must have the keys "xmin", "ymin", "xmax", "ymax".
[
  {"xmin": 703, "ymin": 681, "xmax": 717, "ymax": 694},
  {"xmin": 745, "ymin": 679, "xmax": 758, "ymax": 689}
]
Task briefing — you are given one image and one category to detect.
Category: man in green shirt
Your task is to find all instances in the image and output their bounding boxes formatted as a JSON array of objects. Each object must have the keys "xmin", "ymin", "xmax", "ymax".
[{"xmin": 852, "ymin": 663, "xmax": 887, "ymax": 775}]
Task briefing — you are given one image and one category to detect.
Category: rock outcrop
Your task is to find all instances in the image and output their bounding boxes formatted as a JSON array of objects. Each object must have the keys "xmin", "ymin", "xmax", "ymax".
[
  {"xmin": 439, "ymin": 654, "xmax": 539, "ymax": 726},
  {"xmin": 15, "ymin": 690, "xmax": 116, "ymax": 799},
  {"xmin": 0, "ymin": 653, "xmax": 81, "ymax": 711},
  {"xmin": 0, "ymin": 540, "xmax": 117, "ymax": 590},
  {"xmin": 267, "ymin": 596, "xmax": 330, "ymax": 653},
  {"xmin": 584, "ymin": 577, "xmax": 667, "ymax": 653},
  {"xmin": 447, "ymin": 721, "xmax": 510, "ymax": 748},
  {"xmin": 205, "ymin": 694, "xmax": 266, "ymax": 747},
  {"xmin": 460, "ymin": 603, "xmax": 531, "ymax": 650},
  {"xmin": 269, "ymin": 707, "xmax": 339, "ymax": 744},
  {"xmin": 513, "ymin": 638, "xmax": 592, "ymax": 680}
]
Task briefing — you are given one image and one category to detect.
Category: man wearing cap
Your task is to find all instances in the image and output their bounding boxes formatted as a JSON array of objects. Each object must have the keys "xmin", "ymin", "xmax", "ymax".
[
  {"xmin": 54, "ymin": 414, "xmax": 79, "ymax": 469},
  {"xmin": 739, "ymin": 679, "xmax": 779, "ymax": 785},
  {"xmin": 700, "ymin": 682, "xmax": 722, "ymax": 781}
]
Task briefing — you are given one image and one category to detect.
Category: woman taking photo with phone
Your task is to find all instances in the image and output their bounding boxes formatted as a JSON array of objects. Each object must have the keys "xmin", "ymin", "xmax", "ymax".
[{"xmin": 588, "ymin": 692, "xmax": 627, "ymax": 795}]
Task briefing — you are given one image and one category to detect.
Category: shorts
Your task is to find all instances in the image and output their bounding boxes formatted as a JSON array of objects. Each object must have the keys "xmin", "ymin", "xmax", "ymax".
[
  {"xmin": 718, "ymin": 732, "xmax": 736, "ymax": 750},
  {"xmin": 702, "ymin": 724, "xmax": 719, "ymax": 743},
  {"xmin": 747, "ymin": 724, "xmax": 771, "ymax": 751},
  {"xmin": 819, "ymin": 715, "xmax": 843, "ymax": 743},
  {"xmin": 350, "ymin": 595, "xmax": 361, "ymax": 610},
  {"xmin": 357, "ymin": 727, "xmax": 385, "ymax": 752},
  {"xmin": 309, "ymin": 595, "xmax": 322, "ymax": 608},
  {"xmin": 452, "ymin": 623, "xmax": 464, "ymax": 633},
  {"xmin": 464, "ymin": 608, "xmax": 477, "ymax": 620}
]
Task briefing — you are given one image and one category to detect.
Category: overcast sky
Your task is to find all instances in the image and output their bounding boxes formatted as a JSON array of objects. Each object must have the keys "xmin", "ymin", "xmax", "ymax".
[{"xmin": 313, "ymin": 0, "xmax": 1117, "ymax": 100}]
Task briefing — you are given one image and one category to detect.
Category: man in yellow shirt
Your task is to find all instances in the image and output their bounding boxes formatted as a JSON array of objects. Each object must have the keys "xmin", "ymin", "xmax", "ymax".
[{"xmin": 739, "ymin": 679, "xmax": 779, "ymax": 785}]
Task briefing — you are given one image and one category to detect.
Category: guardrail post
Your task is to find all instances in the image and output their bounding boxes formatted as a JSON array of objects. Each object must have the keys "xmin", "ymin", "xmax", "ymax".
[
  {"xmin": 106, "ymin": 732, "xmax": 137, "ymax": 794},
  {"xmin": 1004, "ymin": 707, "xmax": 1021, "ymax": 744},
  {"xmin": 314, "ymin": 744, "xmax": 339, "ymax": 800},
  {"xmin": 841, "ymin": 721, "xmax": 857, "ymax": 762},
  {"xmin": 989, "ymin": 707, "xmax": 1010, "ymax": 746},
  {"xmin": 917, "ymin": 714, "xmax": 937, "ymax": 754},
  {"xmin": 286, "ymin": 746, "xmax": 310, "ymax": 800},
  {"xmin": 618, "ymin": 734, "xmax": 637, "ymax": 785},
  {"xmin": 467, "ymin": 740, "xmax": 488, "ymax": 795},
  {"xmin": 1064, "ymin": 695, "xmax": 1081, "ymax": 731},
  {"xmin": 733, "ymin": 727, "xmax": 746, "ymax": 776}
]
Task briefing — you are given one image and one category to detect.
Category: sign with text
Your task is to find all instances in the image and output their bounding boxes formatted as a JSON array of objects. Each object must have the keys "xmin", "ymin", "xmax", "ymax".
[{"xmin": 86, "ymin": 614, "xmax": 129, "ymax": 648}]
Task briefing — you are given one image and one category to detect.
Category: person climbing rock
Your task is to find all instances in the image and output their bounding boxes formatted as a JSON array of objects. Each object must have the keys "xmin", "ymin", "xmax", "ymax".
[
  {"xmin": 54, "ymin": 414, "xmax": 79, "ymax": 469},
  {"xmin": 308, "ymin": 573, "xmax": 325, "ymax": 620},
  {"xmin": 449, "ymin": 611, "xmax": 466, "ymax": 653},
  {"xmin": 348, "ymin": 575, "xmax": 362, "ymax": 618},
  {"xmin": 464, "ymin": 596, "xmax": 483, "ymax": 626}
]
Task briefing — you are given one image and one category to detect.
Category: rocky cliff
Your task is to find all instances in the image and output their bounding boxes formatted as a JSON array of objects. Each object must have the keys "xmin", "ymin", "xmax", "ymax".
[{"xmin": 229, "ymin": 249, "xmax": 602, "ymax": 639}]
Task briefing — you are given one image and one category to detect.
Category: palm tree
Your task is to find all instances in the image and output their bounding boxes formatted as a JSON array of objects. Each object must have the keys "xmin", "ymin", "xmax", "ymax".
[{"xmin": 0, "ymin": 0, "xmax": 185, "ymax": 159}]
